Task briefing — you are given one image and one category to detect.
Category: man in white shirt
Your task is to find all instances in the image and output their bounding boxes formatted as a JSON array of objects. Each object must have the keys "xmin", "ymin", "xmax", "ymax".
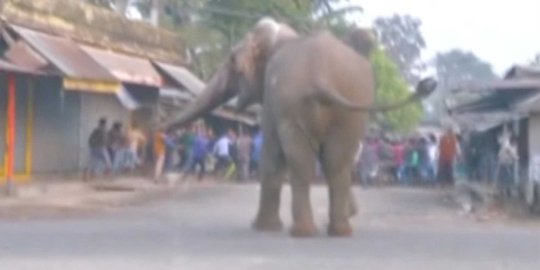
[
  {"xmin": 213, "ymin": 132, "xmax": 232, "ymax": 173},
  {"xmin": 427, "ymin": 134, "xmax": 439, "ymax": 181}
]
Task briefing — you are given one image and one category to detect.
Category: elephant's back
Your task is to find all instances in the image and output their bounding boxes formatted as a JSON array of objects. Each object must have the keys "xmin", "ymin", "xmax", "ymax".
[{"xmin": 264, "ymin": 33, "xmax": 373, "ymax": 140}]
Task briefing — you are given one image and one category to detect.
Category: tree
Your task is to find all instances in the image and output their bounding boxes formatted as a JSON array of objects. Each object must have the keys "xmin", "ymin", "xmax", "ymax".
[
  {"xmin": 373, "ymin": 15, "xmax": 426, "ymax": 85},
  {"xmin": 428, "ymin": 49, "xmax": 498, "ymax": 117},
  {"xmin": 530, "ymin": 53, "xmax": 540, "ymax": 67},
  {"xmin": 371, "ymin": 48, "xmax": 423, "ymax": 132},
  {"xmin": 433, "ymin": 49, "xmax": 497, "ymax": 91}
]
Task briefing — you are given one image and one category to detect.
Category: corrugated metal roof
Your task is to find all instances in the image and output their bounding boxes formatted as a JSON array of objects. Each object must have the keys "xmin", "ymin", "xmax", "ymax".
[
  {"xmin": 81, "ymin": 45, "xmax": 162, "ymax": 87},
  {"xmin": 9, "ymin": 24, "xmax": 116, "ymax": 81},
  {"xmin": 505, "ymin": 65, "xmax": 540, "ymax": 79},
  {"xmin": 452, "ymin": 112, "xmax": 526, "ymax": 132},
  {"xmin": 0, "ymin": 59, "xmax": 41, "ymax": 74},
  {"xmin": 154, "ymin": 62, "xmax": 204, "ymax": 96},
  {"xmin": 4, "ymin": 40, "xmax": 49, "ymax": 71},
  {"xmin": 452, "ymin": 79, "xmax": 540, "ymax": 93}
]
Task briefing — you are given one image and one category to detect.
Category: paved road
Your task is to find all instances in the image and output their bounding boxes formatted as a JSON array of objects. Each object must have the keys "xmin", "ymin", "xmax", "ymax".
[{"xmin": 1, "ymin": 183, "xmax": 540, "ymax": 269}]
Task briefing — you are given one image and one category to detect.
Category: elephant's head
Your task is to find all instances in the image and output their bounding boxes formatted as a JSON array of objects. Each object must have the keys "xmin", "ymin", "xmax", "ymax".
[
  {"xmin": 233, "ymin": 18, "xmax": 298, "ymax": 110},
  {"xmin": 165, "ymin": 18, "xmax": 298, "ymax": 129}
]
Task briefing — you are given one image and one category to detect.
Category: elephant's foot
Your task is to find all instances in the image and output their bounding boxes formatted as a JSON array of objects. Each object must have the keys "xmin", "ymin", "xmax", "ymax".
[
  {"xmin": 328, "ymin": 222, "xmax": 353, "ymax": 237},
  {"xmin": 252, "ymin": 216, "xmax": 283, "ymax": 232},
  {"xmin": 290, "ymin": 222, "xmax": 318, "ymax": 238}
]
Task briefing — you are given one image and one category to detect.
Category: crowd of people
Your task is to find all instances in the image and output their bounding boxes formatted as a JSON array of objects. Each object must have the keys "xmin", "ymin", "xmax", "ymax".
[
  {"xmin": 85, "ymin": 118, "xmax": 147, "ymax": 180},
  {"xmin": 153, "ymin": 123, "xmax": 264, "ymax": 182},
  {"xmin": 356, "ymin": 127, "xmax": 520, "ymax": 194},
  {"xmin": 356, "ymin": 128, "xmax": 462, "ymax": 186},
  {"xmin": 86, "ymin": 118, "xmax": 519, "ymax": 195},
  {"xmin": 85, "ymin": 118, "xmax": 264, "ymax": 183}
]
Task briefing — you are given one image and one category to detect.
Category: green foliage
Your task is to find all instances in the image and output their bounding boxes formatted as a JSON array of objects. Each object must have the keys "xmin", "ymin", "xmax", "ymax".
[
  {"xmin": 371, "ymin": 48, "xmax": 423, "ymax": 132},
  {"xmin": 120, "ymin": 0, "xmax": 360, "ymax": 76},
  {"xmin": 433, "ymin": 49, "xmax": 497, "ymax": 91},
  {"xmin": 200, "ymin": 0, "xmax": 314, "ymax": 47}
]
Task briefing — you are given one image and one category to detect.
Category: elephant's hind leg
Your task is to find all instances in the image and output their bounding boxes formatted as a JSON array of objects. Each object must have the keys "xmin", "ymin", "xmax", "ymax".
[
  {"xmin": 280, "ymin": 125, "xmax": 318, "ymax": 237},
  {"xmin": 253, "ymin": 129, "xmax": 286, "ymax": 232},
  {"xmin": 321, "ymin": 139, "xmax": 360, "ymax": 237}
]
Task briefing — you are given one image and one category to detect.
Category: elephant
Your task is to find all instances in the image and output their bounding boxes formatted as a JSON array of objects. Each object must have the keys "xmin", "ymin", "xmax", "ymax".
[{"xmin": 165, "ymin": 18, "xmax": 436, "ymax": 237}]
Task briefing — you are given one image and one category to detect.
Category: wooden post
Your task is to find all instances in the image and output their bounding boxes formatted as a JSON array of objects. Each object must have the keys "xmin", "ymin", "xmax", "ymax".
[{"xmin": 4, "ymin": 73, "xmax": 16, "ymax": 195}]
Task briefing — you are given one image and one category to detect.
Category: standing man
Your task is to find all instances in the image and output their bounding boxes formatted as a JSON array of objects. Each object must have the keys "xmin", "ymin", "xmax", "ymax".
[
  {"xmin": 392, "ymin": 139, "xmax": 405, "ymax": 183},
  {"xmin": 497, "ymin": 134, "xmax": 518, "ymax": 197},
  {"xmin": 225, "ymin": 129, "xmax": 238, "ymax": 180},
  {"xmin": 85, "ymin": 118, "xmax": 110, "ymax": 180},
  {"xmin": 180, "ymin": 125, "xmax": 196, "ymax": 172},
  {"xmin": 153, "ymin": 128, "xmax": 167, "ymax": 182},
  {"xmin": 108, "ymin": 122, "xmax": 126, "ymax": 174},
  {"xmin": 213, "ymin": 130, "xmax": 232, "ymax": 175},
  {"xmin": 236, "ymin": 130, "xmax": 253, "ymax": 182},
  {"xmin": 358, "ymin": 137, "xmax": 379, "ymax": 186},
  {"xmin": 126, "ymin": 123, "xmax": 146, "ymax": 173},
  {"xmin": 190, "ymin": 126, "xmax": 210, "ymax": 181},
  {"xmin": 427, "ymin": 134, "xmax": 439, "ymax": 181},
  {"xmin": 438, "ymin": 128, "xmax": 460, "ymax": 186},
  {"xmin": 250, "ymin": 129, "xmax": 263, "ymax": 178}
]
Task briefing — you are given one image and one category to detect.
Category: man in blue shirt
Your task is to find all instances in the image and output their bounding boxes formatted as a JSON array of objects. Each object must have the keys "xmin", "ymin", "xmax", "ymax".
[
  {"xmin": 191, "ymin": 127, "xmax": 210, "ymax": 181},
  {"xmin": 250, "ymin": 130, "xmax": 263, "ymax": 178}
]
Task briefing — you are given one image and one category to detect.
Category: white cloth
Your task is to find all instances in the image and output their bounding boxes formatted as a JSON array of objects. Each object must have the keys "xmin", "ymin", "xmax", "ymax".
[{"xmin": 214, "ymin": 136, "xmax": 231, "ymax": 157}]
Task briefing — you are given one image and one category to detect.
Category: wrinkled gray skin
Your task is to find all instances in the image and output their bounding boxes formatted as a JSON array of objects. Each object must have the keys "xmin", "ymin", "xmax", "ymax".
[{"xmin": 166, "ymin": 18, "xmax": 436, "ymax": 237}]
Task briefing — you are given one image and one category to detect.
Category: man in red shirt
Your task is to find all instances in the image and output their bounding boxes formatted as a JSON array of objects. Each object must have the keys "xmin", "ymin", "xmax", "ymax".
[{"xmin": 437, "ymin": 128, "xmax": 459, "ymax": 186}]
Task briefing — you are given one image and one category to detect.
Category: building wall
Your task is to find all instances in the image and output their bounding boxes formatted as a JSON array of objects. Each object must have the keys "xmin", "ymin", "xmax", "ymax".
[
  {"xmin": 32, "ymin": 77, "xmax": 81, "ymax": 173},
  {"xmin": 2, "ymin": 75, "xmax": 144, "ymax": 176},
  {"xmin": 528, "ymin": 114, "xmax": 540, "ymax": 164}
]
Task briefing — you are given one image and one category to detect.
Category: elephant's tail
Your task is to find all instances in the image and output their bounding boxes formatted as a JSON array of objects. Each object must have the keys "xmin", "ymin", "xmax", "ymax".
[{"xmin": 316, "ymin": 77, "xmax": 437, "ymax": 112}]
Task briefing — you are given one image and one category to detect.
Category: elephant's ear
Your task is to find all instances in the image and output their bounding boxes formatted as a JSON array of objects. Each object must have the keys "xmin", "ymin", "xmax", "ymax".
[
  {"xmin": 343, "ymin": 28, "xmax": 376, "ymax": 57},
  {"xmin": 234, "ymin": 34, "xmax": 262, "ymax": 83}
]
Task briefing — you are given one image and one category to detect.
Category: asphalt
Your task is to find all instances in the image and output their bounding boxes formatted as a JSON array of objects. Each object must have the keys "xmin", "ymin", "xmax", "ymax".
[{"xmin": 1, "ymin": 183, "xmax": 540, "ymax": 269}]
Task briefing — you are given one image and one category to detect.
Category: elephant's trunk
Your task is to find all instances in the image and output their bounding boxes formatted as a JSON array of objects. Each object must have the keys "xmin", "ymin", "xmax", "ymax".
[{"xmin": 164, "ymin": 61, "xmax": 236, "ymax": 129}]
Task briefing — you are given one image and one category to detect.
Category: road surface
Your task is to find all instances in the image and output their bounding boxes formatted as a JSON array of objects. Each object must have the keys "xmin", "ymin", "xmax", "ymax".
[{"xmin": 1, "ymin": 183, "xmax": 540, "ymax": 269}]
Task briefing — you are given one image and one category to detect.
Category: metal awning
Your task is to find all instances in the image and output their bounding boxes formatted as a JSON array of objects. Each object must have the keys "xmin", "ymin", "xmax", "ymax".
[
  {"xmin": 4, "ymin": 40, "xmax": 49, "ymax": 71},
  {"xmin": 81, "ymin": 45, "xmax": 162, "ymax": 87},
  {"xmin": 0, "ymin": 59, "xmax": 41, "ymax": 74},
  {"xmin": 452, "ymin": 79, "xmax": 540, "ymax": 93},
  {"xmin": 452, "ymin": 112, "xmax": 526, "ymax": 132},
  {"xmin": 9, "ymin": 24, "xmax": 116, "ymax": 81},
  {"xmin": 154, "ymin": 62, "xmax": 204, "ymax": 96}
]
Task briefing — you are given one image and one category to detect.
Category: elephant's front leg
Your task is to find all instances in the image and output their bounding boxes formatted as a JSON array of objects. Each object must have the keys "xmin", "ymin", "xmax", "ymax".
[{"xmin": 252, "ymin": 134, "xmax": 286, "ymax": 232}]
